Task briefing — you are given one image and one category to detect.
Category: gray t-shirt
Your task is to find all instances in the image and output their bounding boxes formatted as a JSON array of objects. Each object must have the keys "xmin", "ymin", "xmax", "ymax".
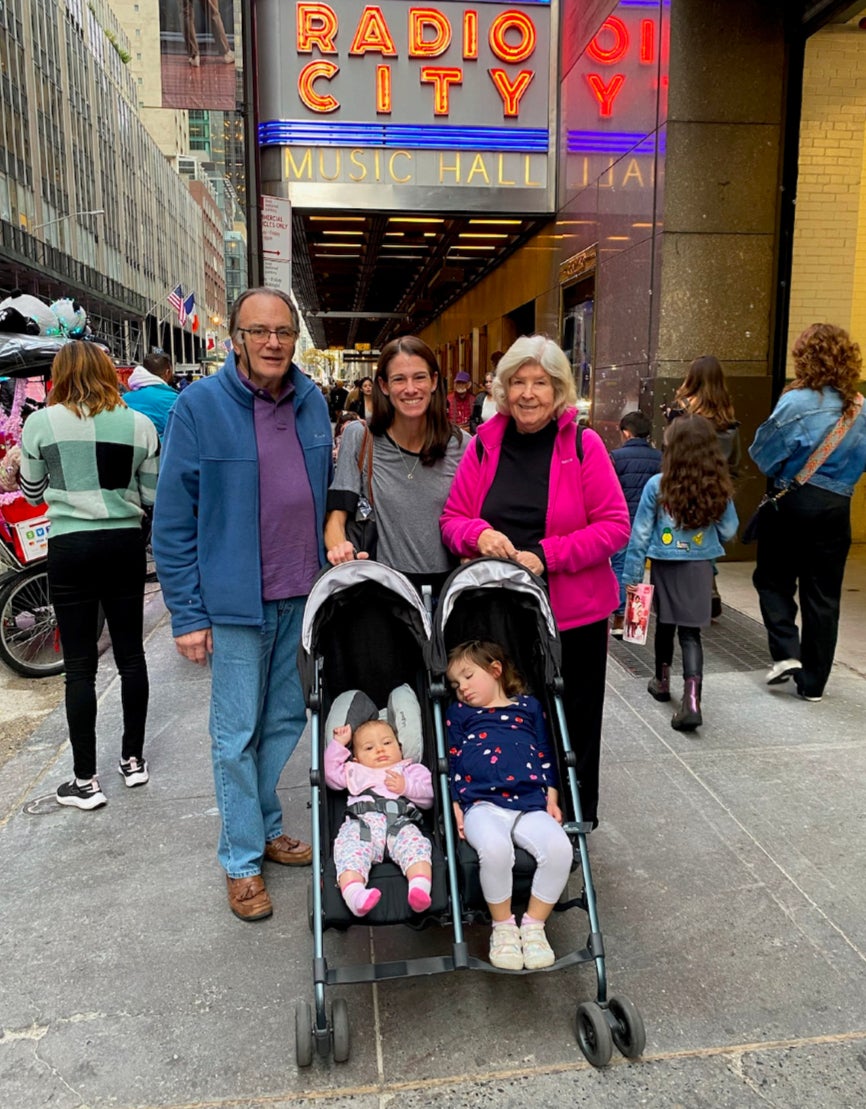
[{"xmin": 329, "ymin": 420, "xmax": 469, "ymax": 574}]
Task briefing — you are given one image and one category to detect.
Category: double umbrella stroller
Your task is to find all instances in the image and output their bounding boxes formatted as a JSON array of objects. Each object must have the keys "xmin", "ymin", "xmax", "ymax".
[{"xmin": 296, "ymin": 557, "xmax": 645, "ymax": 1068}]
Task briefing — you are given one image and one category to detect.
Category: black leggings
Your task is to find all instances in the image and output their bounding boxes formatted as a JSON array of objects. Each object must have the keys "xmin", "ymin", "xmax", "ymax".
[
  {"xmin": 47, "ymin": 528, "xmax": 148, "ymax": 780},
  {"xmin": 654, "ymin": 623, "xmax": 702, "ymax": 680}
]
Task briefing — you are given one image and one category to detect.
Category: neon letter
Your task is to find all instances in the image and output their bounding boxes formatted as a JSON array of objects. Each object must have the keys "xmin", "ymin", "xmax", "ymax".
[
  {"xmin": 585, "ymin": 73, "xmax": 625, "ymax": 118},
  {"xmin": 376, "ymin": 64, "xmax": 392, "ymax": 113},
  {"xmin": 489, "ymin": 69, "xmax": 534, "ymax": 117},
  {"xmin": 296, "ymin": 4, "xmax": 338, "ymax": 53},
  {"xmin": 463, "ymin": 11, "xmax": 478, "ymax": 59},
  {"xmin": 489, "ymin": 11, "xmax": 536, "ymax": 64},
  {"xmin": 421, "ymin": 67, "xmax": 463, "ymax": 115},
  {"xmin": 586, "ymin": 17, "xmax": 629, "ymax": 64},
  {"xmin": 409, "ymin": 9, "xmax": 451, "ymax": 57},
  {"xmin": 298, "ymin": 60, "xmax": 340, "ymax": 112},
  {"xmin": 350, "ymin": 7, "xmax": 397, "ymax": 55},
  {"xmin": 640, "ymin": 19, "xmax": 655, "ymax": 64}
]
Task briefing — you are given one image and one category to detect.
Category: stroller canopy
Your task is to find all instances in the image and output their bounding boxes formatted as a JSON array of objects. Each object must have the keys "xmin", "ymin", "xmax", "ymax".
[{"xmin": 430, "ymin": 558, "xmax": 561, "ymax": 684}]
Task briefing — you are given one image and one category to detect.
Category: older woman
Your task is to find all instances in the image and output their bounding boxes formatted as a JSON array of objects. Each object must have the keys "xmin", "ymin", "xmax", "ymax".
[
  {"xmin": 750, "ymin": 323, "xmax": 866, "ymax": 702},
  {"xmin": 19, "ymin": 341, "xmax": 159, "ymax": 809},
  {"xmin": 440, "ymin": 335, "xmax": 630, "ymax": 827},
  {"xmin": 325, "ymin": 336, "xmax": 468, "ymax": 596}
]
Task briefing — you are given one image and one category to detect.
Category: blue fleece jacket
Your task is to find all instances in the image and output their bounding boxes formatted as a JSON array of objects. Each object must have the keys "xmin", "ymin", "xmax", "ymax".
[{"xmin": 152, "ymin": 355, "xmax": 332, "ymax": 636}]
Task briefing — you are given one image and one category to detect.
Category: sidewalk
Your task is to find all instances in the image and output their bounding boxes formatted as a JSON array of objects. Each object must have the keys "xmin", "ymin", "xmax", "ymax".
[{"xmin": 1, "ymin": 554, "xmax": 865, "ymax": 1107}]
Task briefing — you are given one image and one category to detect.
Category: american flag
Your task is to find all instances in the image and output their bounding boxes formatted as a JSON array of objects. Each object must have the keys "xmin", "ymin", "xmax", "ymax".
[{"xmin": 167, "ymin": 284, "xmax": 184, "ymax": 318}]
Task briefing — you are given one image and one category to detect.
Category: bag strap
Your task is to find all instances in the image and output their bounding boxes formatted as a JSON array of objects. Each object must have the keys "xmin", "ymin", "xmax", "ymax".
[
  {"xmin": 792, "ymin": 395, "xmax": 863, "ymax": 486},
  {"xmin": 355, "ymin": 425, "xmax": 375, "ymax": 507}
]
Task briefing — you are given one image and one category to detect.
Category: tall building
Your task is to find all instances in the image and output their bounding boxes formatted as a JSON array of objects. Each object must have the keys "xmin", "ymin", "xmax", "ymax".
[{"xmin": 0, "ymin": 0, "xmax": 206, "ymax": 361}]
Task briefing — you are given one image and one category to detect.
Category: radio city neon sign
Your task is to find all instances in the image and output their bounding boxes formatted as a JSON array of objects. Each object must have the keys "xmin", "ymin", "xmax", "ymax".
[
  {"xmin": 584, "ymin": 15, "xmax": 658, "ymax": 118},
  {"xmin": 295, "ymin": 4, "xmax": 539, "ymax": 117}
]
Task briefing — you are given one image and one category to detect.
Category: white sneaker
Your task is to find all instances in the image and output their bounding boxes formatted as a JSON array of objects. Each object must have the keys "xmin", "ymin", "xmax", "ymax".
[
  {"xmin": 489, "ymin": 923, "xmax": 523, "ymax": 970},
  {"xmin": 118, "ymin": 757, "xmax": 149, "ymax": 787},
  {"xmin": 520, "ymin": 921, "xmax": 555, "ymax": 969},
  {"xmin": 766, "ymin": 658, "xmax": 802, "ymax": 685}
]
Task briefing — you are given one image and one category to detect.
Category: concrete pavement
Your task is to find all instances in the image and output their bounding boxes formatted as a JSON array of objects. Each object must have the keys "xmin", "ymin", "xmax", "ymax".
[{"xmin": 1, "ymin": 553, "xmax": 865, "ymax": 1107}]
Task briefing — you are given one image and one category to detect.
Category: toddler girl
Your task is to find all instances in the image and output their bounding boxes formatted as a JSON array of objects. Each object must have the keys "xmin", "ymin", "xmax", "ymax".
[
  {"xmin": 622, "ymin": 415, "xmax": 738, "ymax": 730},
  {"xmin": 325, "ymin": 718, "xmax": 434, "ymax": 916},
  {"xmin": 446, "ymin": 641, "xmax": 573, "ymax": 971}
]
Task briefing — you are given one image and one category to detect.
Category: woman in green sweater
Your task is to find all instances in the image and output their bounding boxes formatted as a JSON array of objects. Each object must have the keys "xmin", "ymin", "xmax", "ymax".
[{"xmin": 20, "ymin": 342, "xmax": 160, "ymax": 810}]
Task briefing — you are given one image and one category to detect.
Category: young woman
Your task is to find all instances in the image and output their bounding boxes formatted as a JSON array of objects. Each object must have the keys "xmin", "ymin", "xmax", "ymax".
[
  {"xmin": 348, "ymin": 376, "xmax": 375, "ymax": 422},
  {"xmin": 622, "ymin": 416, "xmax": 738, "ymax": 731},
  {"xmin": 19, "ymin": 342, "xmax": 159, "ymax": 809},
  {"xmin": 325, "ymin": 336, "xmax": 468, "ymax": 596},
  {"xmin": 750, "ymin": 323, "xmax": 866, "ymax": 701}
]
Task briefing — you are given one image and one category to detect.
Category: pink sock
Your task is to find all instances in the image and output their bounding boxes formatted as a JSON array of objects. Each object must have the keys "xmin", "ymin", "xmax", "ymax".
[
  {"xmin": 492, "ymin": 914, "xmax": 516, "ymax": 928},
  {"xmin": 407, "ymin": 876, "xmax": 432, "ymax": 912},
  {"xmin": 342, "ymin": 881, "xmax": 381, "ymax": 917},
  {"xmin": 522, "ymin": 913, "xmax": 542, "ymax": 925}
]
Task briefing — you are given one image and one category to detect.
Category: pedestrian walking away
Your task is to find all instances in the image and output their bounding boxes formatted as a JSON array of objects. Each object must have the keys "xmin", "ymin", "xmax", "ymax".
[
  {"xmin": 749, "ymin": 322, "xmax": 866, "ymax": 703},
  {"xmin": 153, "ymin": 286, "xmax": 332, "ymax": 921},
  {"xmin": 19, "ymin": 341, "xmax": 159, "ymax": 809},
  {"xmin": 622, "ymin": 415, "xmax": 738, "ymax": 732}
]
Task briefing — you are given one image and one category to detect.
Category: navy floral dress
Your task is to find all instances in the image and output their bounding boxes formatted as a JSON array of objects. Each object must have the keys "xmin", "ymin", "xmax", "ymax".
[{"xmin": 446, "ymin": 695, "xmax": 558, "ymax": 813}]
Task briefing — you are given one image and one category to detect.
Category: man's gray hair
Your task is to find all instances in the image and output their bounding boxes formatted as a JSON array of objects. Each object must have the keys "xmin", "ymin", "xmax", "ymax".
[{"xmin": 229, "ymin": 287, "xmax": 300, "ymax": 336}]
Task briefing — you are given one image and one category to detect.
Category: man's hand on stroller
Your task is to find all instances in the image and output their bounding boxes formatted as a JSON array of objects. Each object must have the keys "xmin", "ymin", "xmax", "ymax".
[
  {"xmin": 175, "ymin": 628, "xmax": 213, "ymax": 665},
  {"xmin": 452, "ymin": 801, "xmax": 465, "ymax": 839},
  {"xmin": 327, "ymin": 539, "xmax": 369, "ymax": 564}
]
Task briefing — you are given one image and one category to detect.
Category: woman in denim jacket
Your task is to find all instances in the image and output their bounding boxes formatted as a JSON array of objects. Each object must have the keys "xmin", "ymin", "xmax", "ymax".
[
  {"xmin": 749, "ymin": 323, "xmax": 866, "ymax": 701},
  {"xmin": 623, "ymin": 417, "xmax": 738, "ymax": 731}
]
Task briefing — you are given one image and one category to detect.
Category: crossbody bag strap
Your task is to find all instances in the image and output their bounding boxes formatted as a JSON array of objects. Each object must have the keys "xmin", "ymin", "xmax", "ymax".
[
  {"xmin": 355, "ymin": 425, "xmax": 375, "ymax": 507},
  {"xmin": 793, "ymin": 394, "xmax": 864, "ymax": 486}
]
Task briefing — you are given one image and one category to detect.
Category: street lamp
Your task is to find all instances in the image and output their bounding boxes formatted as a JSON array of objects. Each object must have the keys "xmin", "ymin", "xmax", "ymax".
[{"xmin": 30, "ymin": 209, "xmax": 105, "ymax": 232}]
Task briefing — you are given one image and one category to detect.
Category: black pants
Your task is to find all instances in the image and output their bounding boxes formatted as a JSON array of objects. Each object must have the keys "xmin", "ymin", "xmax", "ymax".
[
  {"xmin": 47, "ymin": 528, "xmax": 148, "ymax": 779},
  {"xmin": 654, "ymin": 623, "xmax": 703, "ymax": 680},
  {"xmin": 752, "ymin": 483, "xmax": 850, "ymax": 698},
  {"xmin": 559, "ymin": 618, "xmax": 609, "ymax": 828}
]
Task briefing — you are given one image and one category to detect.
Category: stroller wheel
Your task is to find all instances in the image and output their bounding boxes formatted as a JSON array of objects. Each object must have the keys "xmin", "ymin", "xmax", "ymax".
[
  {"xmin": 295, "ymin": 1002, "xmax": 313, "ymax": 1067},
  {"xmin": 331, "ymin": 997, "xmax": 350, "ymax": 1063},
  {"xmin": 608, "ymin": 994, "xmax": 646, "ymax": 1059},
  {"xmin": 575, "ymin": 1001, "xmax": 613, "ymax": 1068}
]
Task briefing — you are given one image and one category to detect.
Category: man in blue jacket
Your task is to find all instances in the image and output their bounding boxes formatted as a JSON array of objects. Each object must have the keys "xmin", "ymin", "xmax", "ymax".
[
  {"xmin": 153, "ymin": 287, "xmax": 332, "ymax": 921},
  {"xmin": 123, "ymin": 356, "xmax": 177, "ymax": 439}
]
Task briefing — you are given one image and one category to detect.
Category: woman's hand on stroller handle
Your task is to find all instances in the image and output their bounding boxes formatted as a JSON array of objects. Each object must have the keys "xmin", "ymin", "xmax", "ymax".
[
  {"xmin": 477, "ymin": 527, "xmax": 517, "ymax": 560},
  {"xmin": 327, "ymin": 539, "xmax": 369, "ymax": 564}
]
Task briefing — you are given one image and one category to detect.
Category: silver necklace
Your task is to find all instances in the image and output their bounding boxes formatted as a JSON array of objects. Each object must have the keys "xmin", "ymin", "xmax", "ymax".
[{"xmin": 394, "ymin": 440, "xmax": 421, "ymax": 480}]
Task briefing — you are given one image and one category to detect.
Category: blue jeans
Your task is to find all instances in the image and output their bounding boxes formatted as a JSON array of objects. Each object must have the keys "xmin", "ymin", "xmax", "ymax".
[
  {"xmin": 610, "ymin": 546, "xmax": 627, "ymax": 615},
  {"xmin": 209, "ymin": 598, "xmax": 307, "ymax": 878}
]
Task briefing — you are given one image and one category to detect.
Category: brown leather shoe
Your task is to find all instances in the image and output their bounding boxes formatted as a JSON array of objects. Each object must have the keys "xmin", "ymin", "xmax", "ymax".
[
  {"xmin": 264, "ymin": 833, "xmax": 313, "ymax": 867},
  {"xmin": 226, "ymin": 874, "xmax": 273, "ymax": 921}
]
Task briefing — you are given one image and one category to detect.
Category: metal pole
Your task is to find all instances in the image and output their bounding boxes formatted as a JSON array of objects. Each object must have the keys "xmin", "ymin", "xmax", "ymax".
[{"xmin": 242, "ymin": 0, "xmax": 262, "ymax": 287}]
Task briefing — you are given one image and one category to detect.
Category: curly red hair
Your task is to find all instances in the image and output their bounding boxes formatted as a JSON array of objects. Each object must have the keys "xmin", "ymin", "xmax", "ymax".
[{"xmin": 789, "ymin": 324, "xmax": 863, "ymax": 415}]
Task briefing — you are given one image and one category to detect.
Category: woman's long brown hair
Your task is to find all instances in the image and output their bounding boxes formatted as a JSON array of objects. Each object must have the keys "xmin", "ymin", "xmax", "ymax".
[
  {"xmin": 49, "ymin": 342, "xmax": 124, "ymax": 417},
  {"xmin": 660, "ymin": 415, "xmax": 733, "ymax": 530},
  {"xmin": 788, "ymin": 323, "xmax": 863, "ymax": 416},
  {"xmin": 369, "ymin": 335, "xmax": 459, "ymax": 464},
  {"xmin": 673, "ymin": 355, "xmax": 736, "ymax": 429}
]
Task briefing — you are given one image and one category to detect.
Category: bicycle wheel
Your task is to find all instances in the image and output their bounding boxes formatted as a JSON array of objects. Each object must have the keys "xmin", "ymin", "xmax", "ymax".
[{"xmin": 0, "ymin": 566, "xmax": 64, "ymax": 677}]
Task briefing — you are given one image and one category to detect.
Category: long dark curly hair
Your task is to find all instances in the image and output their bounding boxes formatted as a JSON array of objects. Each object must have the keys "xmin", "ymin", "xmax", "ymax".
[
  {"xmin": 369, "ymin": 336, "xmax": 458, "ymax": 465},
  {"xmin": 788, "ymin": 324, "xmax": 863, "ymax": 416},
  {"xmin": 660, "ymin": 415, "xmax": 733, "ymax": 530}
]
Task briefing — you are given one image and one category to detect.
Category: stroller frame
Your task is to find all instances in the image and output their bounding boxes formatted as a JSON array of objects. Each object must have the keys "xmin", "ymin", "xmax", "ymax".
[{"xmin": 297, "ymin": 559, "xmax": 645, "ymax": 1068}]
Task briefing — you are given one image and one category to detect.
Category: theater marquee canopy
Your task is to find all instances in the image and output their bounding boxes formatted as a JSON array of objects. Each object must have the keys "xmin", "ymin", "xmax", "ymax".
[{"xmin": 256, "ymin": 0, "xmax": 558, "ymax": 214}]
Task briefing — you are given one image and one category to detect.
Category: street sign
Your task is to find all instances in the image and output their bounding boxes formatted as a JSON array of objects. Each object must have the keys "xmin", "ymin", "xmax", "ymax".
[{"xmin": 262, "ymin": 195, "xmax": 292, "ymax": 294}]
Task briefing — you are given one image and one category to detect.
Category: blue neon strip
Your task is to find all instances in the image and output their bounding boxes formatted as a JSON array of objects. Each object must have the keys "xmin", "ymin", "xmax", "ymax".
[
  {"xmin": 566, "ymin": 130, "xmax": 664, "ymax": 156},
  {"xmin": 259, "ymin": 121, "xmax": 549, "ymax": 152}
]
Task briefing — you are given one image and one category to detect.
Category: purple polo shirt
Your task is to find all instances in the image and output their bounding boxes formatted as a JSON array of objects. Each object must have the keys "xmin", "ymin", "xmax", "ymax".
[{"xmin": 238, "ymin": 366, "xmax": 319, "ymax": 601}]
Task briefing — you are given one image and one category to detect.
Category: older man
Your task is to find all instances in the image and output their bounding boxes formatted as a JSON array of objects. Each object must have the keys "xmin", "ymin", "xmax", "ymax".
[{"xmin": 153, "ymin": 287, "xmax": 332, "ymax": 921}]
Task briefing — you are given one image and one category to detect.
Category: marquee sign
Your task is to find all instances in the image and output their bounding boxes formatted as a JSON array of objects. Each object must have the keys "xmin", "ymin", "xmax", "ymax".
[{"xmin": 256, "ymin": 0, "xmax": 557, "ymax": 213}]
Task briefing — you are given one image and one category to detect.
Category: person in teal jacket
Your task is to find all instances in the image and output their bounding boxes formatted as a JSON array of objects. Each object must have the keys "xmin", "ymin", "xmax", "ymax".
[
  {"xmin": 623, "ymin": 416, "xmax": 738, "ymax": 732},
  {"xmin": 123, "ymin": 363, "xmax": 177, "ymax": 438},
  {"xmin": 153, "ymin": 287, "xmax": 332, "ymax": 922}
]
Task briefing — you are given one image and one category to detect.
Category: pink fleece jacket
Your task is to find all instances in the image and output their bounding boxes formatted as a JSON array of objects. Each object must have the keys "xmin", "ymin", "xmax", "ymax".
[{"xmin": 440, "ymin": 409, "xmax": 630, "ymax": 630}]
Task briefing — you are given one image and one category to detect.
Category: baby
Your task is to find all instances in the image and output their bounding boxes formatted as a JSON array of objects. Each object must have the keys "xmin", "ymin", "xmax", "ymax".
[{"xmin": 325, "ymin": 719, "xmax": 434, "ymax": 916}]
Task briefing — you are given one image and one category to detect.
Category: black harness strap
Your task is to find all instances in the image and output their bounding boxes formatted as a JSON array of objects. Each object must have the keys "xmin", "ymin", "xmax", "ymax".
[{"xmin": 345, "ymin": 796, "xmax": 422, "ymax": 843}]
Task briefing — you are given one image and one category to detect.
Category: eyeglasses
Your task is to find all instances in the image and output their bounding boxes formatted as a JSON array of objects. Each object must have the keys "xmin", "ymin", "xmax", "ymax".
[{"xmin": 237, "ymin": 326, "xmax": 298, "ymax": 343}]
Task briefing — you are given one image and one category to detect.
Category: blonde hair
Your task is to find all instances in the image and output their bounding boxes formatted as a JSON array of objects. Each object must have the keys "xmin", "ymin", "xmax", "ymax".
[
  {"xmin": 49, "ymin": 342, "xmax": 124, "ymax": 418},
  {"xmin": 492, "ymin": 335, "xmax": 577, "ymax": 418}
]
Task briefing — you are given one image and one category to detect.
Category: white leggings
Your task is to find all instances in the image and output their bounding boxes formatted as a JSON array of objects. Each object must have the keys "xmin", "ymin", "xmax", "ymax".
[{"xmin": 463, "ymin": 802, "xmax": 573, "ymax": 907}]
